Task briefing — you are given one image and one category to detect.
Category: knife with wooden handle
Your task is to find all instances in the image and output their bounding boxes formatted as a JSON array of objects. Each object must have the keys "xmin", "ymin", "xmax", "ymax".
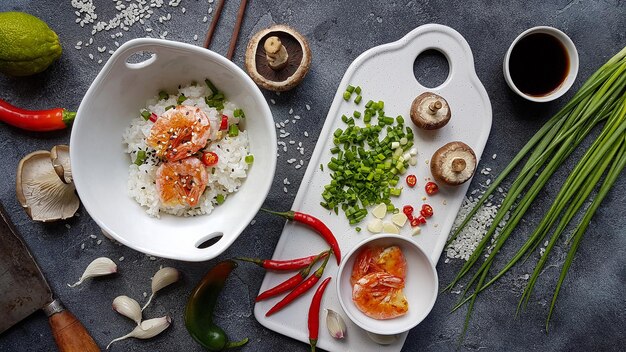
[{"xmin": 0, "ymin": 204, "xmax": 100, "ymax": 351}]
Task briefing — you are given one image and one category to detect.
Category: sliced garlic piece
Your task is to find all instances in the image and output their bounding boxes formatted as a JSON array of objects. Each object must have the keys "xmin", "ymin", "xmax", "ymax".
[
  {"xmin": 106, "ymin": 315, "xmax": 172, "ymax": 349},
  {"xmin": 411, "ymin": 226, "xmax": 422, "ymax": 236},
  {"xmin": 409, "ymin": 147, "xmax": 418, "ymax": 156},
  {"xmin": 391, "ymin": 213, "xmax": 408, "ymax": 227},
  {"xmin": 68, "ymin": 257, "xmax": 117, "ymax": 287},
  {"xmin": 409, "ymin": 156, "xmax": 418, "ymax": 166},
  {"xmin": 113, "ymin": 295, "xmax": 142, "ymax": 325},
  {"xmin": 371, "ymin": 203, "xmax": 387, "ymax": 219},
  {"xmin": 142, "ymin": 267, "xmax": 180, "ymax": 311},
  {"xmin": 325, "ymin": 309, "xmax": 347, "ymax": 339},
  {"xmin": 382, "ymin": 221, "xmax": 399, "ymax": 234},
  {"xmin": 367, "ymin": 218, "xmax": 383, "ymax": 233}
]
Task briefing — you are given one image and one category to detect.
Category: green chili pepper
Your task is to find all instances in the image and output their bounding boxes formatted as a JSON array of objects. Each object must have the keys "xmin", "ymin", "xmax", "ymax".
[{"xmin": 185, "ymin": 260, "xmax": 248, "ymax": 351}]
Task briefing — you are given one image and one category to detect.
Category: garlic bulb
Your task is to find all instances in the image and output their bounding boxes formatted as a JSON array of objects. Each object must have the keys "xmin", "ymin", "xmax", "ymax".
[
  {"xmin": 112, "ymin": 295, "xmax": 142, "ymax": 325},
  {"xmin": 142, "ymin": 267, "xmax": 180, "ymax": 311},
  {"xmin": 325, "ymin": 309, "xmax": 347, "ymax": 339},
  {"xmin": 106, "ymin": 315, "xmax": 172, "ymax": 349},
  {"xmin": 68, "ymin": 257, "xmax": 117, "ymax": 287}
]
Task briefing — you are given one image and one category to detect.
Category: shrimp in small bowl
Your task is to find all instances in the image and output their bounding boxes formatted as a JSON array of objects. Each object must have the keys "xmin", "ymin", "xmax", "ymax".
[{"xmin": 337, "ymin": 234, "xmax": 438, "ymax": 336}]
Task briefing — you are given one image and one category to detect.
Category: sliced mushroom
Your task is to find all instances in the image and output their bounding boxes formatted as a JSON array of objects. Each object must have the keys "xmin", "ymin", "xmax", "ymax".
[
  {"xmin": 430, "ymin": 141, "xmax": 477, "ymax": 186},
  {"xmin": 410, "ymin": 92, "xmax": 451, "ymax": 130},
  {"xmin": 50, "ymin": 144, "xmax": 72, "ymax": 184},
  {"xmin": 245, "ymin": 24, "xmax": 311, "ymax": 91},
  {"xmin": 16, "ymin": 150, "xmax": 80, "ymax": 222}
]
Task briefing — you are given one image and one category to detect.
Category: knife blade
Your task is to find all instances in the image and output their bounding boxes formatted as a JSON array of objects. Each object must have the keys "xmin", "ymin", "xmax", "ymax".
[{"xmin": 0, "ymin": 204, "xmax": 100, "ymax": 351}]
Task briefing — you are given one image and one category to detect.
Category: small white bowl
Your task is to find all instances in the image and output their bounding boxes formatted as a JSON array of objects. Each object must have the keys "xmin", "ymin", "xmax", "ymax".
[
  {"xmin": 70, "ymin": 39, "xmax": 276, "ymax": 261},
  {"xmin": 503, "ymin": 26, "xmax": 578, "ymax": 102},
  {"xmin": 336, "ymin": 234, "xmax": 438, "ymax": 336}
]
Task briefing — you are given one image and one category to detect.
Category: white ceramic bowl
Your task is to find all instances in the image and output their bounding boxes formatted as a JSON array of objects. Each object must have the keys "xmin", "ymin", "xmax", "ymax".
[
  {"xmin": 70, "ymin": 38, "xmax": 276, "ymax": 261},
  {"xmin": 336, "ymin": 234, "xmax": 438, "ymax": 335},
  {"xmin": 503, "ymin": 26, "xmax": 579, "ymax": 102}
]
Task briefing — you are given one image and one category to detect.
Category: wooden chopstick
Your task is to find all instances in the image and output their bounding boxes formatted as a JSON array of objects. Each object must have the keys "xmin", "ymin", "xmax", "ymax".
[
  {"xmin": 203, "ymin": 0, "xmax": 226, "ymax": 49},
  {"xmin": 226, "ymin": 0, "xmax": 249, "ymax": 60}
]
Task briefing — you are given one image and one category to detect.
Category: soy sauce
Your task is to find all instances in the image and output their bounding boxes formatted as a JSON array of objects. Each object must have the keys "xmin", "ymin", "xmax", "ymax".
[{"xmin": 509, "ymin": 33, "xmax": 569, "ymax": 97}]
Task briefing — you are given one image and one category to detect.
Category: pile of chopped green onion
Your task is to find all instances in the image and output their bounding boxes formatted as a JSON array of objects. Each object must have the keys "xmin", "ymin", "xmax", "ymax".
[
  {"xmin": 320, "ymin": 85, "xmax": 416, "ymax": 224},
  {"xmin": 446, "ymin": 46, "xmax": 626, "ymax": 333}
]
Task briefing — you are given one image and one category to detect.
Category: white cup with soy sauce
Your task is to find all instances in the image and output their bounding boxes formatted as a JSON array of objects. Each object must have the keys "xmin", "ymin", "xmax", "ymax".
[{"xmin": 503, "ymin": 26, "xmax": 579, "ymax": 102}]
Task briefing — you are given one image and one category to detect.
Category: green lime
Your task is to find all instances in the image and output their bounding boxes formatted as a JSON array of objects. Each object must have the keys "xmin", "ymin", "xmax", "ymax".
[{"xmin": 0, "ymin": 12, "xmax": 62, "ymax": 76}]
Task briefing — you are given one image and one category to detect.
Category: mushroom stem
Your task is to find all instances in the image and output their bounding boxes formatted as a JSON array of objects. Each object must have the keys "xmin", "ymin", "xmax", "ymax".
[
  {"xmin": 264, "ymin": 36, "xmax": 289, "ymax": 71},
  {"xmin": 451, "ymin": 158, "xmax": 467, "ymax": 172},
  {"xmin": 428, "ymin": 100, "xmax": 443, "ymax": 114}
]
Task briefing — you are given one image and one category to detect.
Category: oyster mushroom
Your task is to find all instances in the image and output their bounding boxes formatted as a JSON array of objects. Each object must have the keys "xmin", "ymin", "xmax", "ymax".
[
  {"xmin": 410, "ymin": 92, "xmax": 451, "ymax": 130},
  {"xmin": 430, "ymin": 141, "xmax": 477, "ymax": 186},
  {"xmin": 244, "ymin": 24, "xmax": 311, "ymax": 91},
  {"xmin": 16, "ymin": 150, "xmax": 80, "ymax": 222},
  {"xmin": 50, "ymin": 144, "xmax": 72, "ymax": 184}
]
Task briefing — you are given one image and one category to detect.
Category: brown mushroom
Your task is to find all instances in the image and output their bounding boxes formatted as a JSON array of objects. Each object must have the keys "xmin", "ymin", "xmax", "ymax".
[
  {"xmin": 430, "ymin": 141, "xmax": 477, "ymax": 186},
  {"xmin": 410, "ymin": 92, "xmax": 451, "ymax": 130},
  {"xmin": 16, "ymin": 150, "xmax": 80, "ymax": 222},
  {"xmin": 245, "ymin": 24, "xmax": 311, "ymax": 91},
  {"xmin": 50, "ymin": 144, "xmax": 72, "ymax": 184}
]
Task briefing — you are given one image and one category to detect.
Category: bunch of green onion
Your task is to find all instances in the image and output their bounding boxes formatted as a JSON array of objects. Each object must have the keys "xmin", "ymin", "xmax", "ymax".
[
  {"xmin": 446, "ymin": 46, "xmax": 626, "ymax": 333},
  {"xmin": 321, "ymin": 86, "xmax": 415, "ymax": 224}
]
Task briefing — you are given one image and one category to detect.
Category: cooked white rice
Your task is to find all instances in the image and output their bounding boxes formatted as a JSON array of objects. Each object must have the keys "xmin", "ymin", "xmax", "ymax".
[{"xmin": 123, "ymin": 83, "xmax": 251, "ymax": 217}]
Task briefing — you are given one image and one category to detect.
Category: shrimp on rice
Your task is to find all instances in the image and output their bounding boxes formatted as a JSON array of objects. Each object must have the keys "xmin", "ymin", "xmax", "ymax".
[
  {"xmin": 156, "ymin": 157, "xmax": 209, "ymax": 207},
  {"xmin": 147, "ymin": 105, "xmax": 212, "ymax": 162}
]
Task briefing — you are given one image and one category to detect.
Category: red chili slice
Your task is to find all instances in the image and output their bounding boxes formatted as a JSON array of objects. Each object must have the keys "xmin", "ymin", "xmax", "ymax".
[
  {"xmin": 220, "ymin": 115, "xmax": 229, "ymax": 130},
  {"xmin": 410, "ymin": 218, "xmax": 420, "ymax": 227},
  {"xmin": 420, "ymin": 204, "xmax": 433, "ymax": 218},
  {"xmin": 425, "ymin": 182, "xmax": 439, "ymax": 196},
  {"xmin": 416, "ymin": 215, "xmax": 427, "ymax": 225},
  {"xmin": 149, "ymin": 113, "xmax": 158, "ymax": 122},
  {"xmin": 405, "ymin": 174, "xmax": 417, "ymax": 188},
  {"xmin": 202, "ymin": 152, "xmax": 219, "ymax": 166},
  {"xmin": 402, "ymin": 205, "xmax": 414, "ymax": 217}
]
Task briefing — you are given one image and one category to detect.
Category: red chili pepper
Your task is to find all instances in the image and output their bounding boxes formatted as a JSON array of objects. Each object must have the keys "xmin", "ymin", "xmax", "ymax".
[
  {"xmin": 410, "ymin": 218, "xmax": 420, "ymax": 227},
  {"xmin": 405, "ymin": 174, "xmax": 417, "ymax": 188},
  {"xmin": 308, "ymin": 277, "xmax": 331, "ymax": 351},
  {"xmin": 420, "ymin": 204, "xmax": 433, "ymax": 218},
  {"xmin": 201, "ymin": 151, "xmax": 219, "ymax": 166},
  {"xmin": 262, "ymin": 209, "xmax": 341, "ymax": 265},
  {"xmin": 265, "ymin": 253, "xmax": 331, "ymax": 317},
  {"xmin": 149, "ymin": 112, "xmax": 158, "ymax": 122},
  {"xmin": 402, "ymin": 205, "xmax": 414, "ymax": 218},
  {"xmin": 416, "ymin": 215, "xmax": 427, "ymax": 224},
  {"xmin": 219, "ymin": 114, "xmax": 229, "ymax": 130},
  {"xmin": 236, "ymin": 250, "xmax": 329, "ymax": 271},
  {"xmin": 0, "ymin": 98, "xmax": 75, "ymax": 132},
  {"xmin": 425, "ymin": 181, "xmax": 439, "ymax": 196},
  {"xmin": 255, "ymin": 250, "xmax": 329, "ymax": 302}
]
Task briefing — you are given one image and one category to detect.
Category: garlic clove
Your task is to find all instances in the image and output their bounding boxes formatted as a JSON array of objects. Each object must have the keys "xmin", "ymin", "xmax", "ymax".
[
  {"xmin": 325, "ymin": 309, "xmax": 347, "ymax": 339},
  {"xmin": 151, "ymin": 267, "xmax": 180, "ymax": 293},
  {"xmin": 106, "ymin": 315, "xmax": 172, "ymax": 349},
  {"xmin": 411, "ymin": 226, "xmax": 422, "ymax": 236},
  {"xmin": 68, "ymin": 257, "xmax": 117, "ymax": 287},
  {"xmin": 112, "ymin": 295, "xmax": 142, "ymax": 325},
  {"xmin": 142, "ymin": 267, "xmax": 180, "ymax": 311}
]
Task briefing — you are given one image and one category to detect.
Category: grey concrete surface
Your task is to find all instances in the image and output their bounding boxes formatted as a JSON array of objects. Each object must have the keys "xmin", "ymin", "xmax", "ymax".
[{"xmin": 0, "ymin": 0, "xmax": 625, "ymax": 351}]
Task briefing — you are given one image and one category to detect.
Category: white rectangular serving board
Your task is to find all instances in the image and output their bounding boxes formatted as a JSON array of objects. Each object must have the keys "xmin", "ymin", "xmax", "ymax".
[{"xmin": 255, "ymin": 24, "xmax": 492, "ymax": 351}]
